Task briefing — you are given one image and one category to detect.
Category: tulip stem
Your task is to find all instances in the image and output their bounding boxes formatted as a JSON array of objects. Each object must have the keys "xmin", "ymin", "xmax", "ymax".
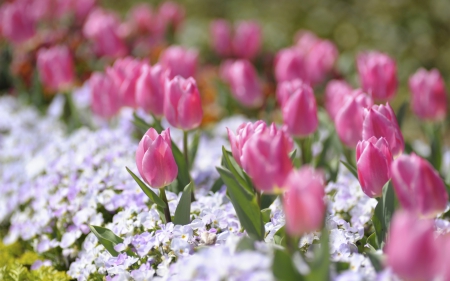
[
  {"xmin": 183, "ymin": 130, "xmax": 196, "ymax": 201},
  {"xmin": 279, "ymin": 193, "xmax": 297, "ymax": 255},
  {"xmin": 297, "ymin": 137, "xmax": 312, "ymax": 165},
  {"xmin": 159, "ymin": 187, "xmax": 172, "ymax": 223}
]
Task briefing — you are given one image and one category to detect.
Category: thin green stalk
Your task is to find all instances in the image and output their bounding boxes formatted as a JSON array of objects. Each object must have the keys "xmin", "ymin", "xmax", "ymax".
[
  {"xmin": 183, "ymin": 130, "xmax": 196, "ymax": 201},
  {"xmin": 159, "ymin": 187, "xmax": 172, "ymax": 223},
  {"xmin": 297, "ymin": 137, "xmax": 312, "ymax": 165},
  {"xmin": 279, "ymin": 193, "xmax": 297, "ymax": 255}
]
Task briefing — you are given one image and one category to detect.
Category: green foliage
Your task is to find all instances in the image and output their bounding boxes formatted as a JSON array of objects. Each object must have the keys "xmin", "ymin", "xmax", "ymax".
[
  {"xmin": 173, "ymin": 182, "xmax": 194, "ymax": 225},
  {"xmin": 372, "ymin": 181, "xmax": 396, "ymax": 249}
]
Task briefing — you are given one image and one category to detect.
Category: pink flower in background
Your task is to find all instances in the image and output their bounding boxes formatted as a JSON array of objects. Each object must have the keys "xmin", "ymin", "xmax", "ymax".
[
  {"xmin": 409, "ymin": 68, "xmax": 447, "ymax": 121},
  {"xmin": 210, "ymin": 19, "xmax": 233, "ymax": 57},
  {"xmin": 276, "ymin": 79, "xmax": 305, "ymax": 107},
  {"xmin": 283, "ymin": 167, "xmax": 326, "ymax": 236},
  {"xmin": 242, "ymin": 129, "xmax": 293, "ymax": 192},
  {"xmin": 0, "ymin": 1, "xmax": 36, "ymax": 44},
  {"xmin": 106, "ymin": 57, "xmax": 147, "ymax": 108},
  {"xmin": 136, "ymin": 64, "xmax": 165, "ymax": 117},
  {"xmin": 156, "ymin": 1, "xmax": 185, "ymax": 32},
  {"xmin": 357, "ymin": 51, "xmax": 397, "ymax": 102},
  {"xmin": 135, "ymin": 128, "xmax": 178, "ymax": 188},
  {"xmin": 356, "ymin": 137, "xmax": 392, "ymax": 197},
  {"xmin": 164, "ymin": 76, "xmax": 203, "ymax": 130},
  {"xmin": 362, "ymin": 103, "xmax": 404, "ymax": 157},
  {"xmin": 281, "ymin": 81, "xmax": 318, "ymax": 138},
  {"xmin": 160, "ymin": 46, "xmax": 198, "ymax": 79},
  {"xmin": 385, "ymin": 211, "xmax": 439, "ymax": 281},
  {"xmin": 37, "ymin": 45, "xmax": 75, "ymax": 91},
  {"xmin": 232, "ymin": 21, "xmax": 261, "ymax": 60},
  {"xmin": 391, "ymin": 153, "xmax": 448, "ymax": 218},
  {"xmin": 274, "ymin": 47, "xmax": 305, "ymax": 83},
  {"xmin": 220, "ymin": 59, "xmax": 263, "ymax": 107},
  {"xmin": 73, "ymin": 0, "xmax": 97, "ymax": 22},
  {"xmin": 335, "ymin": 90, "xmax": 373, "ymax": 147},
  {"xmin": 89, "ymin": 72, "xmax": 121, "ymax": 119},
  {"xmin": 126, "ymin": 3, "xmax": 153, "ymax": 33},
  {"xmin": 324, "ymin": 80, "xmax": 353, "ymax": 121},
  {"xmin": 83, "ymin": 8, "xmax": 127, "ymax": 58}
]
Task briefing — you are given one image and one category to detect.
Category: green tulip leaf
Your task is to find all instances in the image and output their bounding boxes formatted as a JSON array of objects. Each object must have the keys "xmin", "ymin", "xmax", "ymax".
[
  {"xmin": 372, "ymin": 180, "xmax": 395, "ymax": 249},
  {"xmin": 126, "ymin": 167, "xmax": 166, "ymax": 208},
  {"xmin": 89, "ymin": 225, "xmax": 123, "ymax": 257},
  {"xmin": 173, "ymin": 182, "xmax": 193, "ymax": 225}
]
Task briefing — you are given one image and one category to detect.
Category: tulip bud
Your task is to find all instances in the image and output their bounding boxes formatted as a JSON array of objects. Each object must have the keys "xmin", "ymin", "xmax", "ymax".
[
  {"xmin": 391, "ymin": 153, "xmax": 448, "ymax": 217},
  {"xmin": 220, "ymin": 59, "xmax": 263, "ymax": 108},
  {"xmin": 324, "ymin": 80, "xmax": 353, "ymax": 121},
  {"xmin": 164, "ymin": 76, "xmax": 203, "ymax": 130},
  {"xmin": 89, "ymin": 72, "xmax": 121, "ymax": 119},
  {"xmin": 83, "ymin": 9, "xmax": 127, "ymax": 58},
  {"xmin": 135, "ymin": 128, "xmax": 178, "ymax": 188},
  {"xmin": 157, "ymin": 1, "xmax": 185, "ymax": 32},
  {"xmin": 335, "ymin": 90, "xmax": 373, "ymax": 147},
  {"xmin": 0, "ymin": 1, "xmax": 35, "ymax": 44},
  {"xmin": 274, "ymin": 47, "xmax": 305, "ymax": 83},
  {"xmin": 281, "ymin": 81, "xmax": 318, "ymax": 138},
  {"xmin": 385, "ymin": 211, "xmax": 439, "ymax": 281},
  {"xmin": 232, "ymin": 21, "xmax": 261, "ymax": 60},
  {"xmin": 37, "ymin": 45, "xmax": 75, "ymax": 92},
  {"xmin": 106, "ymin": 58, "xmax": 146, "ymax": 108},
  {"xmin": 357, "ymin": 51, "xmax": 397, "ymax": 102},
  {"xmin": 136, "ymin": 64, "xmax": 165, "ymax": 117},
  {"xmin": 356, "ymin": 137, "xmax": 392, "ymax": 197},
  {"xmin": 160, "ymin": 46, "xmax": 198, "ymax": 79},
  {"xmin": 276, "ymin": 79, "xmax": 304, "ymax": 107},
  {"xmin": 304, "ymin": 40, "xmax": 338, "ymax": 86},
  {"xmin": 409, "ymin": 68, "xmax": 447, "ymax": 121},
  {"xmin": 241, "ymin": 130, "xmax": 293, "ymax": 192},
  {"xmin": 362, "ymin": 103, "xmax": 404, "ymax": 157},
  {"xmin": 210, "ymin": 19, "xmax": 232, "ymax": 57},
  {"xmin": 127, "ymin": 4, "xmax": 153, "ymax": 33},
  {"xmin": 283, "ymin": 167, "xmax": 326, "ymax": 236}
]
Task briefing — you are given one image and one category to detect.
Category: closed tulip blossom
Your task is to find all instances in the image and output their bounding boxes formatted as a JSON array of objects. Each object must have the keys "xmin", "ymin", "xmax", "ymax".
[
  {"xmin": 385, "ymin": 211, "xmax": 439, "ymax": 281},
  {"xmin": 210, "ymin": 19, "xmax": 233, "ymax": 57},
  {"xmin": 276, "ymin": 79, "xmax": 304, "ymax": 107},
  {"xmin": 232, "ymin": 21, "xmax": 261, "ymax": 60},
  {"xmin": 220, "ymin": 59, "xmax": 263, "ymax": 107},
  {"xmin": 0, "ymin": 1, "xmax": 35, "ymax": 44},
  {"xmin": 356, "ymin": 137, "xmax": 392, "ymax": 197},
  {"xmin": 391, "ymin": 153, "xmax": 448, "ymax": 217},
  {"xmin": 241, "ymin": 130, "xmax": 293, "ymax": 192},
  {"xmin": 136, "ymin": 64, "xmax": 165, "ymax": 117},
  {"xmin": 324, "ymin": 80, "xmax": 353, "ymax": 121},
  {"xmin": 157, "ymin": 1, "xmax": 185, "ymax": 32},
  {"xmin": 160, "ymin": 46, "xmax": 198, "ymax": 79},
  {"xmin": 274, "ymin": 47, "xmax": 305, "ymax": 83},
  {"xmin": 357, "ymin": 51, "xmax": 397, "ymax": 102},
  {"xmin": 362, "ymin": 103, "xmax": 404, "ymax": 157},
  {"xmin": 335, "ymin": 90, "xmax": 373, "ymax": 147},
  {"xmin": 283, "ymin": 167, "xmax": 326, "ymax": 236},
  {"xmin": 281, "ymin": 82, "xmax": 318, "ymax": 138},
  {"xmin": 89, "ymin": 72, "xmax": 121, "ymax": 119},
  {"xmin": 409, "ymin": 68, "xmax": 448, "ymax": 121},
  {"xmin": 164, "ymin": 76, "xmax": 203, "ymax": 130},
  {"xmin": 135, "ymin": 128, "xmax": 178, "ymax": 188},
  {"xmin": 37, "ymin": 45, "xmax": 75, "ymax": 92}
]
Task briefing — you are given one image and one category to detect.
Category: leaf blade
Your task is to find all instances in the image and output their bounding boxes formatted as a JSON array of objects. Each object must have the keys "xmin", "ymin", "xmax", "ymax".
[
  {"xmin": 173, "ymin": 182, "xmax": 193, "ymax": 225},
  {"xmin": 126, "ymin": 167, "xmax": 166, "ymax": 208}
]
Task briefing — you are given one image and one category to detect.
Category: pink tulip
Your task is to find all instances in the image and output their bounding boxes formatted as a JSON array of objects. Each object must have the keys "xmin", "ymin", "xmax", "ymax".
[
  {"xmin": 89, "ymin": 72, "xmax": 121, "ymax": 119},
  {"xmin": 274, "ymin": 47, "xmax": 305, "ymax": 83},
  {"xmin": 283, "ymin": 167, "xmax": 326, "ymax": 236},
  {"xmin": 127, "ymin": 3, "xmax": 153, "ymax": 33},
  {"xmin": 281, "ymin": 81, "xmax": 318, "ymax": 138},
  {"xmin": 73, "ymin": 0, "xmax": 96, "ymax": 22},
  {"xmin": 303, "ymin": 40, "xmax": 338, "ymax": 85},
  {"xmin": 210, "ymin": 19, "xmax": 233, "ymax": 57},
  {"xmin": 232, "ymin": 21, "xmax": 261, "ymax": 60},
  {"xmin": 106, "ymin": 57, "xmax": 146, "ymax": 108},
  {"xmin": 36, "ymin": 45, "xmax": 75, "ymax": 91},
  {"xmin": 357, "ymin": 51, "xmax": 397, "ymax": 102},
  {"xmin": 157, "ymin": 1, "xmax": 185, "ymax": 31},
  {"xmin": 220, "ymin": 59, "xmax": 263, "ymax": 107},
  {"xmin": 135, "ymin": 128, "xmax": 178, "ymax": 188},
  {"xmin": 164, "ymin": 76, "xmax": 203, "ymax": 130},
  {"xmin": 335, "ymin": 90, "xmax": 373, "ymax": 147},
  {"xmin": 391, "ymin": 153, "xmax": 448, "ymax": 218},
  {"xmin": 437, "ymin": 235, "xmax": 450, "ymax": 281},
  {"xmin": 324, "ymin": 80, "xmax": 353, "ymax": 121},
  {"xmin": 276, "ymin": 79, "xmax": 304, "ymax": 107},
  {"xmin": 0, "ymin": 1, "xmax": 35, "ymax": 44},
  {"xmin": 385, "ymin": 211, "xmax": 439, "ymax": 281},
  {"xmin": 409, "ymin": 68, "xmax": 447, "ymax": 121},
  {"xmin": 160, "ymin": 46, "xmax": 198, "ymax": 79},
  {"xmin": 362, "ymin": 103, "xmax": 404, "ymax": 157},
  {"xmin": 356, "ymin": 137, "xmax": 392, "ymax": 197},
  {"xmin": 83, "ymin": 9, "xmax": 127, "ymax": 58},
  {"xmin": 241, "ymin": 129, "xmax": 293, "ymax": 192},
  {"xmin": 136, "ymin": 64, "xmax": 165, "ymax": 117}
]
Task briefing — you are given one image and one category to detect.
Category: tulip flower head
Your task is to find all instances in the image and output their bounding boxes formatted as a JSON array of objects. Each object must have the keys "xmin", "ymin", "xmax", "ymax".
[
  {"xmin": 409, "ymin": 68, "xmax": 447, "ymax": 121},
  {"xmin": 274, "ymin": 47, "xmax": 305, "ymax": 84},
  {"xmin": 135, "ymin": 128, "xmax": 178, "ymax": 188},
  {"xmin": 37, "ymin": 45, "xmax": 75, "ymax": 92},
  {"xmin": 324, "ymin": 80, "xmax": 353, "ymax": 121},
  {"xmin": 210, "ymin": 19, "xmax": 233, "ymax": 57},
  {"xmin": 232, "ymin": 21, "xmax": 261, "ymax": 60},
  {"xmin": 89, "ymin": 72, "xmax": 121, "ymax": 119},
  {"xmin": 0, "ymin": 1, "xmax": 36, "ymax": 44},
  {"xmin": 160, "ymin": 46, "xmax": 198, "ymax": 79},
  {"xmin": 136, "ymin": 64, "xmax": 165, "ymax": 117},
  {"xmin": 391, "ymin": 153, "xmax": 448, "ymax": 218},
  {"xmin": 283, "ymin": 167, "xmax": 326, "ymax": 236},
  {"xmin": 164, "ymin": 76, "xmax": 203, "ymax": 131},
  {"xmin": 356, "ymin": 137, "xmax": 392, "ymax": 197}
]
